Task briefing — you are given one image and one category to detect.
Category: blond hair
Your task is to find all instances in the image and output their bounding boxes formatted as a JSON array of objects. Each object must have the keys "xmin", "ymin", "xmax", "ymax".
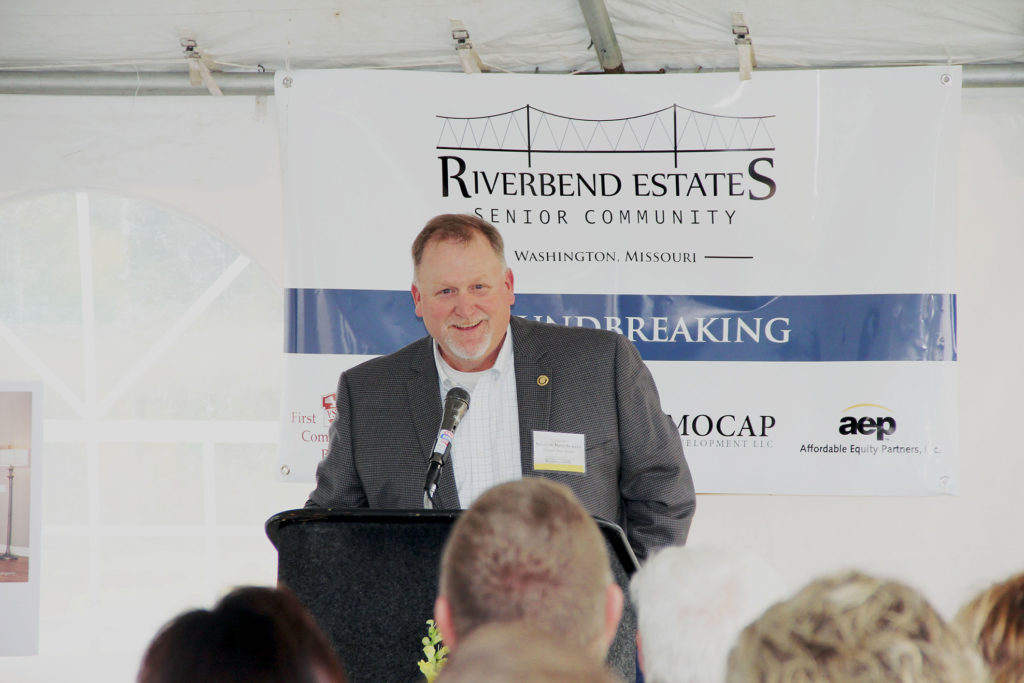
[
  {"xmin": 727, "ymin": 570, "xmax": 988, "ymax": 683},
  {"xmin": 955, "ymin": 571, "xmax": 1024, "ymax": 683},
  {"xmin": 439, "ymin": 479, "xmax": 610, "ymax": 653}
]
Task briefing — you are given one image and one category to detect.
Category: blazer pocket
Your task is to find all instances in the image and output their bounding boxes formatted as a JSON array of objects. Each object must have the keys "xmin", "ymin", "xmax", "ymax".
[{"xmin": 583, "ymin": 435, "xmax": 619, "ymax": 476}]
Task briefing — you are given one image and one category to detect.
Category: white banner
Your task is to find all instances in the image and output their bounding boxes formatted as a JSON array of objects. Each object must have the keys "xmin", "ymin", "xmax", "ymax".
[{"xmin": 276, "ymin": 67, "xmax": 960, "ymax": 495}]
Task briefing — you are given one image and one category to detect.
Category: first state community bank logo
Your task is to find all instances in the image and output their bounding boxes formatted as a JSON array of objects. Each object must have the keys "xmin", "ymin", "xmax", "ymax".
[{"xmin": 322, "ymin": 393, "xmax": 337, "ymax": 425}]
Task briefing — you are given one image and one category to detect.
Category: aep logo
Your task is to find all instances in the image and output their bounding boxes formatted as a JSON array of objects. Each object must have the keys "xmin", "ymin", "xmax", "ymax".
[{"xmin": 838, "ymin": 403, "xmax": 896, "ymax": 441}]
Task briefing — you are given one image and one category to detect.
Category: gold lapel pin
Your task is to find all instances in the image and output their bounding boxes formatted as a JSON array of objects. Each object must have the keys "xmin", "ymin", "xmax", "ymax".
[{"xmin": 537, "ymin": 375, "xmax": 550, "ymax": 387}]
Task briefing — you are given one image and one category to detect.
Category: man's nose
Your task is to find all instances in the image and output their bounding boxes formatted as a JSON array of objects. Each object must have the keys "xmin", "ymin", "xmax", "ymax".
[{"xmin": 452, "ymin": 292, "xmax": 476, "ymax": 317}]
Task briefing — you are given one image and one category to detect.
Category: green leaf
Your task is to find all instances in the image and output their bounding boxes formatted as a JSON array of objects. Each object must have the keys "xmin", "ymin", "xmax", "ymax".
[{"xmin": 417, "ymin": 617, "xmax": 448, "ymax": 682}]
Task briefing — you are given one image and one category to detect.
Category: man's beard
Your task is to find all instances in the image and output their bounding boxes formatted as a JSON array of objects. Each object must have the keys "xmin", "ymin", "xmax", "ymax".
[{"xmin": 442, "ymin": 319, "xmax": 492, "ymax": 363}]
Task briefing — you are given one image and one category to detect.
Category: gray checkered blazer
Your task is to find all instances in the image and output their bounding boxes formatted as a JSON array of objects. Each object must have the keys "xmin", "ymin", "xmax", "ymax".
[{"xmin": 306, "ymin": 315, "xmax": 695, "ymax": 560}]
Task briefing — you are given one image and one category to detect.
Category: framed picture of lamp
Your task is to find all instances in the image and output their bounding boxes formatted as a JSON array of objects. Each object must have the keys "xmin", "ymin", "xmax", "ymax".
[{"xmin": 0, "ymin": 384, "xmax": 42, "ymax": 655}]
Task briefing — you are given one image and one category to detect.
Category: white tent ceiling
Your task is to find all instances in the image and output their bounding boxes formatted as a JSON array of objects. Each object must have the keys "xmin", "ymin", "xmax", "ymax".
[{"xmin": 2, "ymin": 0, "xmax": 1022, "ymax": 77}]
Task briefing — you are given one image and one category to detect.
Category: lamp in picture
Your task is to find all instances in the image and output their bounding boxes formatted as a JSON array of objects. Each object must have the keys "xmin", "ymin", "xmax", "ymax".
[{"xmin": 0, "ymin": 446, "xmax": 29, "ymax": 561}]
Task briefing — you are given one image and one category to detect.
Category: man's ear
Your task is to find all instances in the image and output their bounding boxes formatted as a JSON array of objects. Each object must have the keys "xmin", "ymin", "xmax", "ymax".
[
  {"xmin": 636, "ymin": 629, "xmax": 646, "ymax": 675},
  {"xmin": 411, "ymin": 283, "xmax": 423, "ymax": 318},
  {"xmin": 504, "ymin": 268, "xmax": 515, "ymax": 306},
  {"xmin": 434, "ymin": 594, "xmax": 457, "ymax": 652},
  {"xmin": 603, "ymin": 582, "xmax": 624, "ymax": 651}
]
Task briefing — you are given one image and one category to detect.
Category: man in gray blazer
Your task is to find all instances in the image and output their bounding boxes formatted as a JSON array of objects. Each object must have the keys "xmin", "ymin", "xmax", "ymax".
[{"xmin": 307, "ymin": 214, "xmax": 695, "ymax": 560}]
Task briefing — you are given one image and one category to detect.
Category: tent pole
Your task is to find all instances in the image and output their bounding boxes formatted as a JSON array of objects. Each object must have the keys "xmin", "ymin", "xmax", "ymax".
[
  {"xmin": 0, "ymin": 70, "xmax": 275, "ymax": 96},
  {"xmin": 963, "ymin": 63, "xmax": 1024, "ymax": 88},
  {"xmin": 577, "ymin": 0, "xmax": 626, "ymax": 73},
  {"xmin": 0, "ymin": 64, "xmax": 1020, "ymax": 96}
]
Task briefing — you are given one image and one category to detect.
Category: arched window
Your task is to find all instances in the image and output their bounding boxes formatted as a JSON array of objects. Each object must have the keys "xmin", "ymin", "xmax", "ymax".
[{"xmin": 0, "ymin": 191, "xmax": 302, "ymax": 664}]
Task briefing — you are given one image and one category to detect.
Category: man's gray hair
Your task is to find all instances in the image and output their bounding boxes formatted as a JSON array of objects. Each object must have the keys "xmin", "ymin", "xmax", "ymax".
[
  {"xmin": 411, "ymin": 213, "xmax": 506, "ymax": 278},
  {"xmin": 629, "ymin": 544, "xmax": 786, "ymax": 683}
]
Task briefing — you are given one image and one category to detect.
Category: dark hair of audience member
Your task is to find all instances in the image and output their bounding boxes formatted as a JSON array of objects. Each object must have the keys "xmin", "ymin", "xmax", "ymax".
[
  {"xmin": 137, "ymin": 585, "xmax": 347, "ymax": 683},
  {"xmin": 955, "ymin": 570, "xmax": 1024, "ymax": 683}
]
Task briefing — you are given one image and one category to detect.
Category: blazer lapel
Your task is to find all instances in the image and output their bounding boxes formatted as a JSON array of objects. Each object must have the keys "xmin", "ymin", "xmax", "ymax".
[
  {"xmin": 511, "ymin": 318, "xmax": 552, "ymax": 475},
  {"xmin": 408, "ymin": 339, "xmax": 461, "ymax": 509}
]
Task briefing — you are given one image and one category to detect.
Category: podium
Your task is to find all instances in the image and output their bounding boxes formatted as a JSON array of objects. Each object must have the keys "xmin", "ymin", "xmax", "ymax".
[{"xmin": 266, "ymin": 508, "xmax": 640, "ymax": 682}]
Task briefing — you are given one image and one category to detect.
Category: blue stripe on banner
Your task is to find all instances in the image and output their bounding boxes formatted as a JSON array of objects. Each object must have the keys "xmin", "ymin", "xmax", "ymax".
[{"xmin": 285, "ymin": 289, "xmax": 957, "ymax": 362}]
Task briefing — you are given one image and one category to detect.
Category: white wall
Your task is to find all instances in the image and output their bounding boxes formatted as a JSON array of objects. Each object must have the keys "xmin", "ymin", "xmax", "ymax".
[{"xmin": 0, "ymin": 84, "xmax": 1021, "ymax": 680}]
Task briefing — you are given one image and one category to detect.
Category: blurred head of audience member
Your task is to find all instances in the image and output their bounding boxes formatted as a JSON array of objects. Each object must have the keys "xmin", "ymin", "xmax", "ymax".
[
  {"xmin": 434, "ymin": 478, "xmax": 623, "ymax": 660},
  {"xmin": 629, "ymin": 544, "xmax": 787, "ymax": 683},
  {"xmin": 726, "ymin": 570, "xmax": 987, "ymax": 683},
  {"xmin": 955, "ymin": 570, "xmax": 1024, "ymax": 683},
  {"xmin": 435, "ymin": 621, "xmax": 623, "ymax": 683},
  {"xmin": 138, "ymin": 585, "xmax": 347, "ymax": 683}
]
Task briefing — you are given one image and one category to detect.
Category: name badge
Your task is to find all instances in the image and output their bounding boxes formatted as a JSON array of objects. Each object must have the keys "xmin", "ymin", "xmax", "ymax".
[{"xmin": 532, "ymin": 431, "xmax": 586, "ymax": 473}]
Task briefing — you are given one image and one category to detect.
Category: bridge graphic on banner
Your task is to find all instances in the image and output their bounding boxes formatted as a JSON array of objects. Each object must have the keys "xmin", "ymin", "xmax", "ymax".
[{"xmin": 436, "ymin": 104, "xmax": 775, "ymax": 167}]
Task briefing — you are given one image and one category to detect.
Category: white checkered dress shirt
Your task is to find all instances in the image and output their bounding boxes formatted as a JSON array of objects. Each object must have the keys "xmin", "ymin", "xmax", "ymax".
[{"xmin": 433, "ymin": 325, "xmax": 522, "ymax": 507}]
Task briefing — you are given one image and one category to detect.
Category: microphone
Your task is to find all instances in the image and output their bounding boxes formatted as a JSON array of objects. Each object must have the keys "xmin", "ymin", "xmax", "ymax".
[{"xmin": 424, "ymin": 387, "xmax": 470, "ymax": 507}]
